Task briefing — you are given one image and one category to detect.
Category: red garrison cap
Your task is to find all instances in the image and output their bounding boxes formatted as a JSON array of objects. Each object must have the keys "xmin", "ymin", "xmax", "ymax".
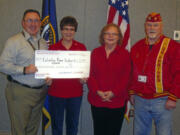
[{"xmin": 146, "ymin": 12, "xmax": 162, "ymax": 22}]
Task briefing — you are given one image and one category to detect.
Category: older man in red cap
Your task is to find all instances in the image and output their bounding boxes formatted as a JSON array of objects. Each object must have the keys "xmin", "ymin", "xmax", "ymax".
[{"xmin": 129, "ymin": 12, "xmax": 180, "ymax": 135}]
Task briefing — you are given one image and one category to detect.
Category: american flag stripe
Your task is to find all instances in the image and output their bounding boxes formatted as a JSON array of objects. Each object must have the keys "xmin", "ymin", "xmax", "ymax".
[
  {"xmin": 107, "ymin": 0, "xmax": 131, "ymax": 51},
  {"xmin": 118, "ymin": 15, "xmax": 123, "ymax": 26},
  {"xmin": 107, "ymin": 6, "xmax": 117, "ymax": 24},
  {"xmin": 122, "ymin": 24, "xmax": 130, "ymax": 49}
]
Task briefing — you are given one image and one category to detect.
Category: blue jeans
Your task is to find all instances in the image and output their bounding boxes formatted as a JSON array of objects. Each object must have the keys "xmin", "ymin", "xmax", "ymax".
[
  {"xmin": 134, "ymin": 96, "xmax": 172, "ymax": 135},
  {"xmin": 49, "ymin": 96, "xmax": 82, "ymax": 135}
]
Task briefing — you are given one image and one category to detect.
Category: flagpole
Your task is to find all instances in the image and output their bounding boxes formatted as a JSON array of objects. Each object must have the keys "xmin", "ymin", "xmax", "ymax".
[{"xmin": 42, "ymin": 113, "xmax": 45, "ymax": 135}]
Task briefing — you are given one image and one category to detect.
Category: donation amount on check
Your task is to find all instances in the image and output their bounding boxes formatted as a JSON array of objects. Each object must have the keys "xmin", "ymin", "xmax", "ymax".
[{"xmin": 35, "ymin": 50, "xmax": 90, "ymax": 79}]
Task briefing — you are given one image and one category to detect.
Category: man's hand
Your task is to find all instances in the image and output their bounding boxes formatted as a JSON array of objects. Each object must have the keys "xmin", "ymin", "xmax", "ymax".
[
  {"xmin": 165, "ymin": 99, "xmax": 176, "ymax": 110},
  {"xmin": 130, "ymin": 95, "xmax": 135, "ymax": 105},
  {"xmin": 45, "ymin": 77, "xmax": 52, "ymax": 86},
  {"xmin": 24, "ymin": 64, "xmax": 37, "ymax": 74}
]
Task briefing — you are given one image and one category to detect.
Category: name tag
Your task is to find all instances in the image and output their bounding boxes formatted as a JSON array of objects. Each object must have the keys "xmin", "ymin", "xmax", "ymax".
[{"xmin": 138, "ymin": 75, "xmax": 147, "ymax": 83}]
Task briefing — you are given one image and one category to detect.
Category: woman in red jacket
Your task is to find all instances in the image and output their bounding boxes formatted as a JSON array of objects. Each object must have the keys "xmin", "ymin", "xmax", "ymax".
[
  {"xmin": 48, "ymin": 16, "xmax": 87, "ymax": 135},
  {"xmin": 88, "ymin": 23, "xmax": 131, "ymax": 135}
]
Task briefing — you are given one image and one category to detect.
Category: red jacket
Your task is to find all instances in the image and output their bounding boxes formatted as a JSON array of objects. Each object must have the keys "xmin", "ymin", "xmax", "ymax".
[
  {"xmin": 88, "ymin": 45, "xmax": 131, "ymax": 108},
  {"xmin": 48, "ymin": 39, "xmax": 86, "ymax": 98},
  {"xmin": 129, "ymin": 35, "xmax": 180, "ymax": 101}
]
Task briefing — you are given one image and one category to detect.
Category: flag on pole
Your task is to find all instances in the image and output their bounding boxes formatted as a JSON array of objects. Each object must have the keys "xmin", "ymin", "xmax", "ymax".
[
  {"xmin": 41, "ymin": 0, "xmax": 59, "ymax": 45},
  {"xmin": 107, "ymin": 0, "xmax": 132, "ymax": 121},
  {"xmin": 107, "ymin": 0, "xmax": 131, "ymax": 51},
  {"xmin": 41, "ymin": 0, "xmax": 59, "ymax": 131}
]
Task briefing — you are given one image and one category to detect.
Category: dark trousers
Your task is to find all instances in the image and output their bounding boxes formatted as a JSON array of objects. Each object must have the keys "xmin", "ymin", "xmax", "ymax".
[
  {"xmin": 91, "ymin": 105, "xmax": 125, "ymax": 135},
  {"xmin": 49, "ymin": 96, "xmax": 82, "ymax": 135}
]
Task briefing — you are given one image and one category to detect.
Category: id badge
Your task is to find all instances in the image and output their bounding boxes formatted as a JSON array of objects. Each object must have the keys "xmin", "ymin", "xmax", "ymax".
[{"xmin": 138, "ymin": 75, "xmax": 147, "ymax": 83}]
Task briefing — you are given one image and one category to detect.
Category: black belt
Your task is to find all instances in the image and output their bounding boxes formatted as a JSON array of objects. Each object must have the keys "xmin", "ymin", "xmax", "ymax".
[{"xmin": 7, "ymin": 76, "xmax": 44, "ymax": 89}]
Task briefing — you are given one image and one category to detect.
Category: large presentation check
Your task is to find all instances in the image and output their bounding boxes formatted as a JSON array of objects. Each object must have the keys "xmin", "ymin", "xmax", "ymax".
[{"xmin": 35, "ymin": 50, "xmax": 91, "ymax": 79}]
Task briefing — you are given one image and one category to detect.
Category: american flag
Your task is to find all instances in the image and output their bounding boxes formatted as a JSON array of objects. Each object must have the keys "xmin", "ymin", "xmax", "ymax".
[{"xmin": 107, "ymin": 0, "xmax": 131, "ymax": 51}]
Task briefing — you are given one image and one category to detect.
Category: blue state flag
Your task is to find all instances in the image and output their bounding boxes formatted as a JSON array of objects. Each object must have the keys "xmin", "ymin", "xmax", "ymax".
[
  {"xmin": 41, "ymin": 0, "xmax": 59, "ymax": 45},
  {"xmin": 41, "ymin": 0, "xmax": 59, "ymax": 131}
]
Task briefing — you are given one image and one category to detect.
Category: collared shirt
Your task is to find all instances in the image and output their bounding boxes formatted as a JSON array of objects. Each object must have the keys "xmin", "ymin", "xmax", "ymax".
[
  {"xmin": 0, "ymin": 29, "xmax": 48, "ymax": 87},
  {"xmin": 88, "ymin": 45, "xmax": 131, "ymax": 108},
  {"xmin": 48, "ymin": 39, "xmax": 87, "ymax": 98},
  {"xmin": 129, "ymin": 35, "xmax": 180, "ymax": 101}
]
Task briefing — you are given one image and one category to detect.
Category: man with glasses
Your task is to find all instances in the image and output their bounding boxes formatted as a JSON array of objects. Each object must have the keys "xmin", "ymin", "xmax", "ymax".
[
  {"xmin": 129, "ymin": 12, "xmax": 180, "ymax": 135},
  {"xmin": 0, "ymin": 9, "xmax": 51, "ymax": 135}
]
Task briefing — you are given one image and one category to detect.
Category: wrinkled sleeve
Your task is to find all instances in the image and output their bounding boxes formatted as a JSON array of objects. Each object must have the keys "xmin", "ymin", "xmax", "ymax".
[
  {"xmin": 128, "ymin": 47, "xmax": 139, "ymax": 96},
  {"xmin": 112, "ymin": 52, "xmax": 132, "ymax": 97},
  {"xmin": 0, "ymin": 39, "xmax": 24, "ymax": 75},
  {"xmin": 168, "ymin": 43, "xmax": 180, "ymax": 101},
  {"xmin": 87, "ymin": 51, "xmax": 99, "ymax": 95}
]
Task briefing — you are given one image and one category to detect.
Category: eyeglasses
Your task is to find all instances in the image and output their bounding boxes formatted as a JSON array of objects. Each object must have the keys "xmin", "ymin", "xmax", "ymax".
[
  {"xmin": 24, "ymin": 19, "xmax": 40, "ymax": 24},
  {"xmin": 104, "ymin": 32, "xmax": 119, "ymax": 36},
  {"xmin": 62, "ymin": 28, "xmax": 75, "ymax": 31}
]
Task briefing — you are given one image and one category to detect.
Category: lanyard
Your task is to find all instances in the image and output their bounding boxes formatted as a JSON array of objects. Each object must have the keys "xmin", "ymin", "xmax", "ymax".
[
  {"xmin": 142, "ymin": 47, "xmax": 152, "ymax": 73},
  {"xmin": 21, "ymin": 31, "xmax": 40, "ymax": 51},
  {"xmin": 142, "ymin": 36, "xmax": 164, "ymax": 73}
]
